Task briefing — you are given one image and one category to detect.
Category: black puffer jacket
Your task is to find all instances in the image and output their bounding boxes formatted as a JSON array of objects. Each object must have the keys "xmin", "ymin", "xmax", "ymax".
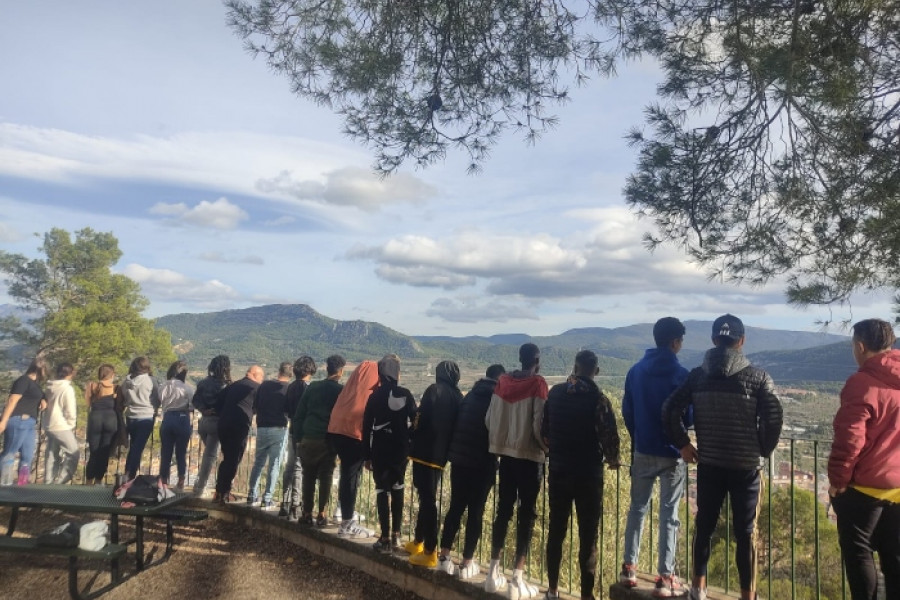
[
  {"xmin": 542, "ymin": 376, "xmax": 620, "ymax": 478},
  {"xmin": 409, "ymin": 361, "xmax": 462, "ymax": 469},
  {"xmin": 662, "ymin": 346, "xmax": 783, "ymax": 470},
  {"xmin": 447, "ymin": 377, "xmax": 498, "ymax": 469},
  {"xmin": 192, "ymin": 376, "xmax": 227, "ymax": 415}
]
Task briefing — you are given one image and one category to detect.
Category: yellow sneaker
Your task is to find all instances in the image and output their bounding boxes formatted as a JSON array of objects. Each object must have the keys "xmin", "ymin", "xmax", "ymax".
[
  {"xmin": 403, "ymin": 540, "xmax": 424, "ymax": 555},
  {"xmin": 409, "ymin": 550, "xmax": 438, "ymax": 568}
]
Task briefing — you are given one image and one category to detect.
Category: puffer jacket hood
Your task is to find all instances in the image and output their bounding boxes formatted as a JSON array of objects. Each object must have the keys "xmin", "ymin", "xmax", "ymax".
[
  {"xmin": 702, "ymin": 346, "xmax": 751, "ymax": 378},
  {"xmin": 435, "ymin": 361, "xmax": 461, "ymax": 387}
]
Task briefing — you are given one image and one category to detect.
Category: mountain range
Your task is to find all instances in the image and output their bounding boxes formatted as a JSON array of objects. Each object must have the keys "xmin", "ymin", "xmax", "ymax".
[{"xmin": 155, "ymin": 304, "xmax": 855, "ymax": 381}]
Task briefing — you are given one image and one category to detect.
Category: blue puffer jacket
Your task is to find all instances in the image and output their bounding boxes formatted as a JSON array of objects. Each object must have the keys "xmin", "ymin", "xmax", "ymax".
[{"xmin": 622, "ymin": 348, "xmax": 689, "ymax": 458}]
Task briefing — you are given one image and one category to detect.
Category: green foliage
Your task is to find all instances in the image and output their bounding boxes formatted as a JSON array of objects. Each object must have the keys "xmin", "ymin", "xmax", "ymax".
[
  {"xmin": 228, "ymin": 1, "xmax": 900, "ymax": 311},
  {"xmin": 0, "ymin": 228, "xmax": 175, "ymax": 380},
  {"xmin": 226, "ymin": 0, "xmax": 618, "ymax": 174}
]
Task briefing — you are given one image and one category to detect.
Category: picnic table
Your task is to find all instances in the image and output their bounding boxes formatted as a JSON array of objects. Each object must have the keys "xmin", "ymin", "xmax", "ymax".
[{"xmin": 0, "ymin": 484, "xmax": 199, "ymax": 575}]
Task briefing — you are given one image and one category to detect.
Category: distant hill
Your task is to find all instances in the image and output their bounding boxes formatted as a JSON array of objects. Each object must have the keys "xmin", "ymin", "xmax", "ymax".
[
  {"xmin": 748, "ymin": 341, "xmax": 858, "ymax": 383},
  {"xmin": 156, "ymin": 304, "xmax": 850, "ymax": 379}
]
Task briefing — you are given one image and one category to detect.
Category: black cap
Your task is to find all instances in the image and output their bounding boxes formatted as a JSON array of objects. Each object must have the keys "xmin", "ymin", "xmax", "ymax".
[{"xmin": 712, "ymin": 314, "xmax": 745, "ymax": 340}]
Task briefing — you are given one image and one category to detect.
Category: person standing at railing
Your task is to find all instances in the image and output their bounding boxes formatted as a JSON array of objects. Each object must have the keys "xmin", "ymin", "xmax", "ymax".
[
  {"xmin": 280, "ymin": 355, "xmax": 316, "ymax": 520},
  {"xmin": 247, "ymin": 361, "xmax": 292, "ymax": 510},
  {"xmin": 327, "ymin": 360, "xmax": 380, "ymax": 538},
  {"xmin": 84, "ymin": 364, "xmax": 120, "ymax": 485},
  {"xmin": 363, "ymin": 354, "xmax": 416, "ymax": 554},
  {"xmin": 436, "ymin": 363, "xmax": 505, "ymax": 579},
  {"xmin": 407, "ymin": 360, "xmax": 462, "ymax": 568},
  {"xmin": 43, "ymin": 362, "xmax": 80, "ymax": 485},
  {"xmin": 294, "ymin": 355, "xmax": 345, "ymax": 527},
  {"xmin": 213, "ymin": 365, "xmax": 264, "ymax": 503},
  {"xmin": 191, "ymin": 354, "xmax": 231, "ymax": 496},
  {"xmin": 662, "ymin": 314, "xmax": 783, "ymax": 600},
  {"xmin": 157, "ymin": 360, "xmax": 195, "ymax": 490},
  {"xmin": 543, "ymin": 350, "xmax": 621, "ymax": 600},
  {"xmin": 620, "ymin": 317, "xmax": 690, "ymax": 597},
  {"xmin": 121, "ymin": 356, "xmax": 160, "ymax": 480},
  {"xmin": 828, "ymin": 318, "xmax": 900, "ymax": 600},
  {"xmin": 0, "ymin": 358, "xmax": 47, "ymax": 485},
  {"xmin": 483, "ymin": 343, "xmax": 549, "ymax": 599}
]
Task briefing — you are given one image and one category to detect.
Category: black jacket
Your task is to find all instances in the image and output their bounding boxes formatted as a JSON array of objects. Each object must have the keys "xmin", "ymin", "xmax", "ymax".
[
  {"xmin": 409, "ymin": 361, "xmax": 462, "ymax": 469},
  {"xmin": 447, "ymin": 377, "xmax": 498, "ymax": 469},
  {"xmin": 542, "ymin": 376, "xmax": 620, "ymax": 478},
  {"xmin": 285, "ymin": 379, "xmax": 308, "ymax": 438},
  {"xmin": 216, "ymin": 377, "xmax": 260, "ymax": 428},
  {"xmin": 362, "ymin": 382, "xmax": 417, "ymax": 465},
  {"xmin": 662, "ymin": 346, "xmax": 783, "ymax": 470},
  {"xmin": 192, "ymin": 376, "xmax": 227, "ymax": 415}
]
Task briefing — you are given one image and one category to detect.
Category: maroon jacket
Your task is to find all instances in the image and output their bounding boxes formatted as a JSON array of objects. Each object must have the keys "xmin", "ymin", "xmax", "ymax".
[{"xmin": 828, "ymin": 349, "xmax": 900, "ymax": 490}]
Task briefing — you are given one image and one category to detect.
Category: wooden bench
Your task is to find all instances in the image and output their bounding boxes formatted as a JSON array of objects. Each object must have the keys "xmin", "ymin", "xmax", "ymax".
[{"xmin": 0, "ymin": 536, "xmax": 127, "ymax": 600}]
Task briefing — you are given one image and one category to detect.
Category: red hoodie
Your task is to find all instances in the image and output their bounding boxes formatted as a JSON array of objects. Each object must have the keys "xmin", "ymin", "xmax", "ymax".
[{"xmin": 828, "ymin": 349, "xmax": 900, "ymax": 490}]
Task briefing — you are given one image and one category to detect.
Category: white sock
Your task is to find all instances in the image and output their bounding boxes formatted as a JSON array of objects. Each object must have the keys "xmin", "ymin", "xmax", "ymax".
[
  {"xmin": 512, "ymin": 568, "xmax": 524, "ymax": 581},
  {"xmin": 489, "ymin": 559, "xmax": 500, "ymax": 573}
]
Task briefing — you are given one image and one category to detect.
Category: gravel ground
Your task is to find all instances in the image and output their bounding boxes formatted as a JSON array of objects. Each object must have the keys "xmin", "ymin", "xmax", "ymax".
[{"xmin": 0, "ymin": 507, "xmax": 425, "ymax": 600}]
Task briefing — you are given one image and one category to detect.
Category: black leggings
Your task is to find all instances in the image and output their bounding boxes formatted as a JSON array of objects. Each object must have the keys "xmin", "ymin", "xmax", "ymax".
[
  {"xmin": 216, "ymin": 421, "xmax": 249, "ymax": 496},
  {"xmin": 373, "ymin": 460, "xmax": 407, "ymax": 538},
  {"xmin": 692, "ymin": 463, "xmax": 761, "ymax": 593},
  {"xmin": 85, "ymin": 409, "xmax": 118, "ymax": 481},
  {"xmin": 440, "ymin": 461, "xmax": 496, "ymax": 558},
  {"xmin": 412, "ymin": 463, "xmax": 443, "ymax": 552}
]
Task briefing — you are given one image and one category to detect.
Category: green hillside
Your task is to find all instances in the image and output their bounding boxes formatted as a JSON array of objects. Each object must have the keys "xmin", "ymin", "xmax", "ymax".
[{"xmin": 154, "ymin": 304, "xmax": 850, "ymax": 380}]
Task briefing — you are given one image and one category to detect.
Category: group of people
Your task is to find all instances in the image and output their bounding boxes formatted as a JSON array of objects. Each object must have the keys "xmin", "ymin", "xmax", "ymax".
[{"xmin": 0, "ymin": 314, "xmax": 897, "ymax": 600}]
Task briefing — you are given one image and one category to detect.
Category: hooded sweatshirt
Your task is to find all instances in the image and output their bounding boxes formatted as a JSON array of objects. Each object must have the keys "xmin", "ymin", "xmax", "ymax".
[
  {"xmin": 623, "ymin": 347, "xmax": 689, "ymax": 458},
  {"xmin": 447, "ymin": 377, "xmax": 499, "ymax": 469},
  {"xmin": 122, "ymin": 373, "xmax": 160, "ymax": 420},
  {"xmin": 363, "ymin": 379, "xmax": 417, "ymax": 465},
  {"xmin": 43, "ymin": 379, "xmax": 77, "ymax": 432},
  {"xmin": 662, "ymin": 346, "xmax": 782, "ymax": 471},
  {"xmin": 828, "ymin": 349, "xmax": 900, "ymax": 494},
  {"xmin": 485, "ymin": 369, "xmax": 549, "ymax": 463},
  {"xmin": 159, "ymin": 379, "xmax": 195, "ymax": 413},
  {"xmin": 409, "ymin": 361, "xmax": 462, "ymax": 469},
  {"xmin": 328, "ymin": 361, "xmax": 379, "ymax": 441}
]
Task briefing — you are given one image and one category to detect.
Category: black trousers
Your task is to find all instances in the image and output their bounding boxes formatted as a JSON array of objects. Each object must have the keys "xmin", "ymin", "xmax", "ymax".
[
  {"xmin": 329, "ymin": 433, "xmax": 364, "ymax": 520},
  {"xmin": 216, "ymin": 420, "xmax": 249, "ymax": 496},
  {"xmin": 412, "ymin": 462, "xmax": 443, "ymax": 552},
  {"xmin": 440, "ymin": 461, "xmax": 496, "ymax": 559},
  {"xmin": 85, "ymin": 409, "xmax": 118, "ymax": 481},
  {"xmin": 491, "ymin": 456, "xmax": 544, "ymax": 559},
  {"xmin": 546, "ymin": 469, "xmax": 602, "ymax": 598},
  {"xmin": 692, "ymin": 463, "xmax": 761, "ymax": 592},
  {"xmin": 832, "ymin": 487, "xmax": 900, "ymax": 600},
  {"xmin": 373, "ymin": 459, "xmax": 407, "ymax": 538}
]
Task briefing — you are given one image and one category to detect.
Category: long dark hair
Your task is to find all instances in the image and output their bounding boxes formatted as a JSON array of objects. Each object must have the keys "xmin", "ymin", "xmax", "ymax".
[
  {"xmin": 128, "ymin": 356, "xmax": 152, "ymax": 377},
  {"xmin": 207, "ymin": 355, "xmax": 232, "ymax": 384},
  {"xmin": 167, "ymin": 360, "xmax": 188, "ymax": 382}
]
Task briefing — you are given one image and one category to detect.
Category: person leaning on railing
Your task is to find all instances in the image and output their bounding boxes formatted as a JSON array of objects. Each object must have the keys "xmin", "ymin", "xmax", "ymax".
[
  {"xmin": 84, "ymin": 363, "xmax": 120, "ymax": 485},
  {"xmin": 828, "ymin": 318, "xmax": 900, "ymax": 600},
  {"xmin": 0, "ymin": 358, "xmax": 47, "ymax": 485},
  {"xmin": 191, "ymin": 354, "xmax": 231, "ymax": 496}
]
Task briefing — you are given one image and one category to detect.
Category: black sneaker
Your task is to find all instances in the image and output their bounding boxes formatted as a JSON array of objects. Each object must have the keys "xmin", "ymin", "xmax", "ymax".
[
  {"xmin": 287, "ymin": 506, "xmax": 299, "ymax": 523},
  {"xmin": 278, "ymin": 505, "xmax": 289, "ymax": 518},
  {"xmin": 372, "ymin": 538, "xmax": 392, "ymax": 553},
  {"xmin": 299, "ymin": 513, "xmax": 314, "ymax": 526},
  {"xmin": 391, "ymin": 534, "xmax": 401, "ymax": 553},
  {"xmin": 315, "ymin": 515, "xmax": 328, "ymax": 528}
]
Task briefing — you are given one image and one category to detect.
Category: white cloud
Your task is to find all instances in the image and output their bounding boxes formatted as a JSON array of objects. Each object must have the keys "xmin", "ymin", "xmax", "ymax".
[
  {"xmin": 0, "ymin": 222, "xmax": 24, "ymax": 243},
  {"xmin": 122, "ymin": 263, "xmax": 241, "ymax": 308},
  {"xmin": 426, "ymin": 297, "xmax": 540, "ymax": 323},
  {"xmin": 149, "ymin": 197, "xmax": 248, "ymax": 230},
  {"xmin": 256, "ymin": 166, "xmax": 436, "ymax": 212},
  {"xmin": 263, "ymin": 215, "xmax": 296, "ymax": 226},
  {"xmin": 197, "ymin": 251, "xmax": 264, "ymax": 265}
]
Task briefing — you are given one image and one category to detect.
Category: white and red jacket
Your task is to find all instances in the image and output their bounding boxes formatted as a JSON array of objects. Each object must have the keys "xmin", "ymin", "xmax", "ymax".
[{"xmin": 485, "ymin": 371, "xmax": 549, "ymax": 463}]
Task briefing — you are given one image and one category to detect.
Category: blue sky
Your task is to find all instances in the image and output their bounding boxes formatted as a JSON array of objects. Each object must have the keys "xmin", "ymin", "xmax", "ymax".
[{"xmin": 0, "ymin": 1, "xmax": 887, "ymax": 336}]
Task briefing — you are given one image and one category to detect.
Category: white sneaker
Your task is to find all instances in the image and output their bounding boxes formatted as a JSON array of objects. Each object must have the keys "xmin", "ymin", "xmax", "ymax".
[
  {"xmin": 437, "ymin": 556, "xmax": 456, "ymax": 575},
  {"xmin": 509, "ymin": 575, "xmax": 539, "ymax": 600},
  {"xmin": 458, "ymin": 560, "xmax": 480, "ymax": 580},
  {"xmin": 332, "ymin": 508, "xmax": 366, "ymax": 523},
  {"xmin": 484, "ymin": 571, "xmax": 507, "ymax": 593},
  {"xmin": 337, "ymin": 520, "xmax": 373, "ymax": 539},
  {"xmin": 688, "ymin": 588, "xmax": 707, "ymax": 600}
]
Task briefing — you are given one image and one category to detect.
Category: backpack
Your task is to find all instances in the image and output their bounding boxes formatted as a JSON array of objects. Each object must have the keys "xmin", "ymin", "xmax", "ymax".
[{"xmin": 114, "ymin": 475, "xmax": 173, "ymax": 505}]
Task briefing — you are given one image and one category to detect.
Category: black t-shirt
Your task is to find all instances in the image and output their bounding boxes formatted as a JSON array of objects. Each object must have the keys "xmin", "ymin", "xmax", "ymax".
[
  {"xmin": 9, "ymin": 375, "xmax": 44, "ymax": 417},
  {"xmin": 254, "ymin": 380, "xmax": 290, "ymax": 428}
]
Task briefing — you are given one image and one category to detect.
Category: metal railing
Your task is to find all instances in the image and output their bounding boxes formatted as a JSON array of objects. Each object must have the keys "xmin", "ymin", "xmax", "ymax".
[{"xmin": 20, "ymin": 425, "xmax": 856, "ymax": 600}]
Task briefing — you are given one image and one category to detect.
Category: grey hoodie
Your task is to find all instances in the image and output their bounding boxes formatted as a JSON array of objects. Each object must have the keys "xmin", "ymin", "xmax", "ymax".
[
  {"xmin": 122, "ymin": 373, "xmax": 160, "ymax": 420},
  {"xmin": 43, "ymin": 379, "xmax": 77, "ymax": 432}
]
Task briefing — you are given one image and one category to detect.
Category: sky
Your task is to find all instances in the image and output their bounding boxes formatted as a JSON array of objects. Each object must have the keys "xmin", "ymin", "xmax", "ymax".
[{"xmin": 0, "ymin": 1, "xmax": 888, "ymax": 337}]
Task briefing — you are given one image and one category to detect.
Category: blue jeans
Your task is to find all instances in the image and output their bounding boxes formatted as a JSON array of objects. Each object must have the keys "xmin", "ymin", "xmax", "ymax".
[
  {"xmin": 0, "ymin": 416, "xmax": 37, "ymax": 485},
  {"xmin": 159, "ymin": 411, "xmax": 192, "ymax": 483},
  {"xmin": 248, "ymin": 427, "xmax": 287, "ymax": 503},
  {"xmin": 623, "ymin": 451, "xmax": 686, "ymax": 576},
  {"xmin": 125, "ymin": 418, "xmax": 154, "ymax": 479}
]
